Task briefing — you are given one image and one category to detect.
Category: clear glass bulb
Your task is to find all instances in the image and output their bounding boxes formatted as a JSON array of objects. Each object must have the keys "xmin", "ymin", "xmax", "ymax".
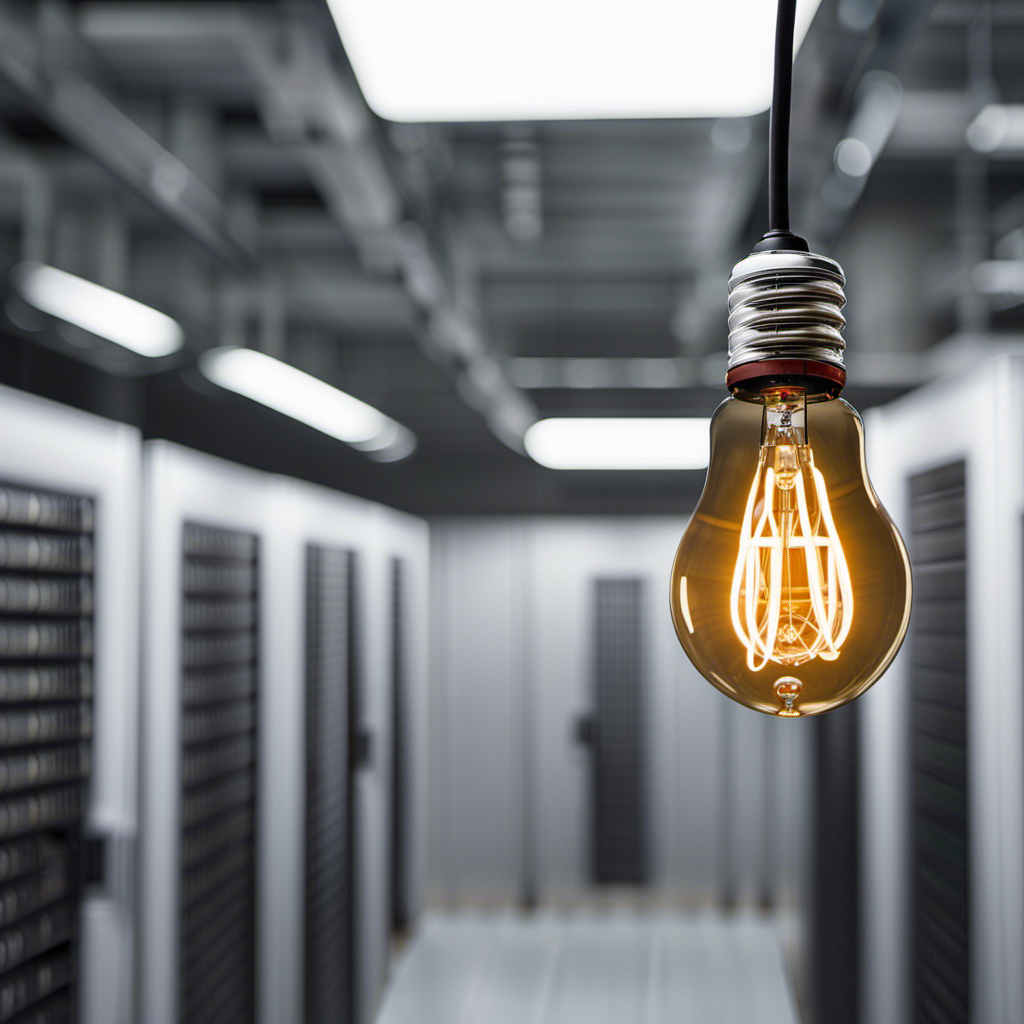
[{"xmin": 670, "ymin": 387, "xmax": 911, "ymax": 716}]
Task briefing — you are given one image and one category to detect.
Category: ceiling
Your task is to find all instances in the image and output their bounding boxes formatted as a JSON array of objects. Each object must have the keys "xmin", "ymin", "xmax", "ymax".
[{"xmin": 0, "ymin": 0, "xmax": 1022, "ymax": 512}]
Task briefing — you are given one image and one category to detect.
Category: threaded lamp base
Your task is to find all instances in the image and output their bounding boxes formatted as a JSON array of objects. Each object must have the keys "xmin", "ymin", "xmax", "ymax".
[{"xmin": 727, "ymin": 249, "xmax": 847, "ymax": 392}]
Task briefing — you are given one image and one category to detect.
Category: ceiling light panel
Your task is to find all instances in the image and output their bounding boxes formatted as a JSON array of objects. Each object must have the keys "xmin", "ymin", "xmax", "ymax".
[
  {"xmin": 328, "ymin": 0, "xmax": 822, "ymax": 122},
  {"xmin": 198, "ymin": 347, "xmax": 416, "ymax": 460},
  {"xmin": 11, "ymin": 262, "xmax": 184, "ymax": 358},
  {"xmin": 524, "ymin": 417, "xmax": 710, "ymax": 470}
]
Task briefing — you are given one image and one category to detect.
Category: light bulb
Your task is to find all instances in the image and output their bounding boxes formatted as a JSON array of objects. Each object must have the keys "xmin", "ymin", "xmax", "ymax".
[{"xmin": 670, "ymin": 249, "xmax": 911, "ymax": 717}]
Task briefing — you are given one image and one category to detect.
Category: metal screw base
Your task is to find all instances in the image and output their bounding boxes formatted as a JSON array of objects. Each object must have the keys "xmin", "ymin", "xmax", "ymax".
[{"xmin": 727, "ymin": 249, "xmax": 847, "ymax": 378}]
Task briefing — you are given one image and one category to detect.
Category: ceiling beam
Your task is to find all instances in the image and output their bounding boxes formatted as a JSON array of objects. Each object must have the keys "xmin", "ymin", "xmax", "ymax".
[{"xmin": 0, "ymin": 1, "xmax": 253, "ymax": 269}]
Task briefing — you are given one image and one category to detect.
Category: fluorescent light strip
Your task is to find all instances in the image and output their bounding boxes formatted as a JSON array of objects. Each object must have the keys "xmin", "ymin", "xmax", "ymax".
[
  {"xmin": 524, "ymin": 417, "xmax": 710, "ymax": 470},
  {"xmin": 967, "ymin": 104, "xmax": 1024, "ymax": 153},
  {"xmin": 328, "ymin": 0, "xmax": 822, "ymax": 122},
  {"xmin": 11, "ymin": 261, "xmax": 184, "ymax": 358},
  {"xmin": 198, "ymin": 346, "xmax": 416, "ymax": 460}
]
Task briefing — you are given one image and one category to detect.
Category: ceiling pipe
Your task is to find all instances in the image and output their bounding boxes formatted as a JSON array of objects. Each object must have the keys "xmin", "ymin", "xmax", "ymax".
[
  {"xmin": 235, "ymin": 3, "xmax": 541, "ymax": 448},
  {"xmin": 79, "ymin": 1, "xmax": 538, "ymax": 448}
]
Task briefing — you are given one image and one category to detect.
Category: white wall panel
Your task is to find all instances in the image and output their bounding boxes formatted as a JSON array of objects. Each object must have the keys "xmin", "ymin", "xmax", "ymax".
[
  {"xmin": 428, "ymin": 516, "xmax": 812, "ymax": 917},
  {"xmin": 428, "ymin": 521, "xmax": 528, "ymax": 904}
]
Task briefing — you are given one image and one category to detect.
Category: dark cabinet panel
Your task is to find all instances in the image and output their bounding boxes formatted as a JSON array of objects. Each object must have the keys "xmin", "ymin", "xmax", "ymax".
[
  {"xmin": 180, "ymin": 523, "xmax": 259, "ymax": 1024},
  {"xmin": 909, "ymin": 462, "xmax": 969, "ymax": 1024},
  {"xmin": 591, "ymin": 578, "xmax": 647, "ymax": 885},
  {"xmin": 305, "ymin": 546, "xmax": 357, "ymax": 1024}
]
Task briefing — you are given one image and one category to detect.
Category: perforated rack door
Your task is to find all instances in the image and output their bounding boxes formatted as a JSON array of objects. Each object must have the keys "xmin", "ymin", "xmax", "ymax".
[
  {"xmin": 0, "ymin": 482, "xmax": 94, "ymax": 1024},
  {"xmin": 908, "ymin": 461, "xmax": 969, "ymax": 1024},
  {"xmin": 180, "ymin": 523, "xmax": 259, "ymax": 1024},
  {"xmin": 591, "ymin": 578, "xmax": 647, "ymax": 885},
  {"xmin": 305, "ymin": 546, "xmax": 355, "ymax": 1024},
  {"xmin": 812, "ymin": 703, "xmax": 861, "ymax": 1024},
  {"xmin": 389, "ymin": 557, "xmax": 409, "ymax": 934}
]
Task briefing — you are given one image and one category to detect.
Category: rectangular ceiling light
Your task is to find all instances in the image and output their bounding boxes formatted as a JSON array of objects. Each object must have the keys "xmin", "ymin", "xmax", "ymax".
[
  {"xmin": 199, "ymin": 347, "xmax": 416, "ymax": 461},
  {"xmin": 327, "ymin": 0, "xmax": 822, "ymax": 122},
  {"xmin": 11, "ymin": 261, "xmax": 184, "ymax": 358},
  {"xmin": 525, "ymin": 417, "xmax": 710, "ymax": 470}
]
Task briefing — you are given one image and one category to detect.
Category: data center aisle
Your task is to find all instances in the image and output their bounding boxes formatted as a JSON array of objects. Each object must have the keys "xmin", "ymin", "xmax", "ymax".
[{"xmin": 376, "ymin": 911, "xmax": 799, "ymax": 1024}]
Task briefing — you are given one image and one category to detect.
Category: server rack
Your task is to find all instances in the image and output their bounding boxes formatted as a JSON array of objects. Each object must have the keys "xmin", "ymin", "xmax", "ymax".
[
  {"xmin": 0, "ymin": 481, "xmax": 92, "ymax": 1024},
  {"xmin": 140, "ymin": 443, "xmax": 269, "ymax": 1024},
  {"xmin": 860, "ymin": 355, "xmax": 1024, "ymax": 1024},
  {"xmin": 260, "ymin": 482, "xmax": 429, "ymax": 1024},
  {"xmin": 0, "ymin": 385, "xmax": 140, "ymax": 1024},
  {"xmin": 260, "ymin": 481, "xmax": 374, "ymax": 1024}
]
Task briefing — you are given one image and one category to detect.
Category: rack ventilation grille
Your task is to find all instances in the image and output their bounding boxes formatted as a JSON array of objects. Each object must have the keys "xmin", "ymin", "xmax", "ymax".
[
  {"xmin": 909, "ymin": 461, "xmax": 969, "ymax": 1024},
  {"xmin": 180, "ymin": 523, "xmax": 259, "ymax": 1024},
  {"xmin": 305, "ymin": 546, "xmax": 356, "ymax": 1024},
  {"xmin": 591, "ymin": 578, "xmax": 647, "ymax": 885}
]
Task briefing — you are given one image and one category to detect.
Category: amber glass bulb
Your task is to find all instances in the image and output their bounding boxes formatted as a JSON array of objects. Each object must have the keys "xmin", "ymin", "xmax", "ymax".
[{"xmin": 670, "ymin": 389, "xmax": 911, "ymax": 717}]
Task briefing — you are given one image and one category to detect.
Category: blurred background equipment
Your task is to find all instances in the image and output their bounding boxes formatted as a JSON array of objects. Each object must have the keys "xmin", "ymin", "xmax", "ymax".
[{"xmin": 0, "ymin": 1, "xmax": 1018, "ymax": 1023}]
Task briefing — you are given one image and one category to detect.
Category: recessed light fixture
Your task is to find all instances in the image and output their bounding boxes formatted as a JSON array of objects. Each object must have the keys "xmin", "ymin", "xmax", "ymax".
[
  {"xmin": 198, "ymin": 347, "xmax": 416, "ymax": 461},
  {"xmin": 10, "ymin": 261, "xmax": 185, "ymax": 358},
  {"xmin": 524, "ymin": 417, "xmax": 710, "ymax": 470},
  {"xmin": 327, "ymin": 0, "xmax": 822, "ymax": 122}
]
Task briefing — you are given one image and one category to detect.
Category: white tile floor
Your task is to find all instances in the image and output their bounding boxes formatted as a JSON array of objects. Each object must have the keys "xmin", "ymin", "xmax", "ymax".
[{"xmin": 376, "ymin": 910, "xmax": 801, "ymax": 1024}]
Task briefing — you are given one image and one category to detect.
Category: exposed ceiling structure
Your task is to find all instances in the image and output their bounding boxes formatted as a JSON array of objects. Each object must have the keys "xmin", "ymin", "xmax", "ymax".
[{"xmin": 0, "ymin": 0, "xmax": 1021, "ymax": 512}]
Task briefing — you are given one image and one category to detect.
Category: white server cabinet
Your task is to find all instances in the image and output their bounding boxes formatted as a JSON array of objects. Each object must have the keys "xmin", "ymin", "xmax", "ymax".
[
  {"xmin": 0, "ymin": 384, "xmax": 140, "ymax": 1024},
  {"xmin": 139, "ymin": 442, "xmax": 271, "ymax": 1024},
  {"xmin": 261, "ymin": 478, "xmax": 429, "ymax": 1024},
  {"xmin": 862, "ymin": 354, "xmax": 1024, "ymax": 1024}
]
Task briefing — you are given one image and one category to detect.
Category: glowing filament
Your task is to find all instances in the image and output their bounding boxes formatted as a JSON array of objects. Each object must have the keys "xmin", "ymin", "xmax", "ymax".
[{"xmin": 730, "ymin": 444, "xmax": 853, "ymax": 671}]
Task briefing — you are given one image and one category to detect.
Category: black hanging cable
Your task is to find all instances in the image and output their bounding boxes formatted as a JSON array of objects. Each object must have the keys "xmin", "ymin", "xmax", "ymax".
[
  {"xmin": 755, "ymin": 0, "xmax": 808, "ymax": 253},
  {"xmin": 768, "ymin": 0, "xmax": 796, "ymax": 232}
]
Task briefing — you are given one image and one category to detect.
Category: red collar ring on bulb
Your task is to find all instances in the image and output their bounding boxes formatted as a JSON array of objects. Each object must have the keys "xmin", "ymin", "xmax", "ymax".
[{"xmin": 725, "ymin": 358, "xmax": 847, "ymax": 394}]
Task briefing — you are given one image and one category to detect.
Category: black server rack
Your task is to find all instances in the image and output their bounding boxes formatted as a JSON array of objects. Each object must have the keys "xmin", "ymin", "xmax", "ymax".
[
  {"xmin": 0, "ymin": 482, "xmax": 95, "ymax": 1024},
  {"xmin": 811, "ymin": 703, "xmax": 861, "ymax": 1024},
  {"xmin": 180, "ymin": 523, "xmax": 259, "ymax": 1024},
  {"xmin": 388, "ymin": 557, "xmax": 409, "ymax": 934},
  {"xmin": 908, "ymin": 461, "xmax": 969, "ymax": 1024},
  {"xmin": 305, "ymin": 546, "xmax": 357, "ymax": 1024},
  {"xmin": 590, "ymin": 578, "xmax": 647, "ymax": 885}
]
